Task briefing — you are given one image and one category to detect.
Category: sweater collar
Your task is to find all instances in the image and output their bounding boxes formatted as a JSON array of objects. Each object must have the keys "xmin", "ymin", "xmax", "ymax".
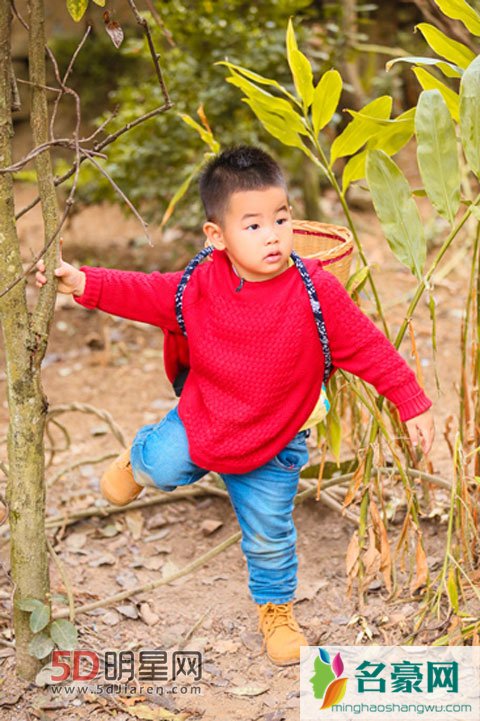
[{"xmin": 214, "ymin": 249, "xmax": 296, "ymax": 294}]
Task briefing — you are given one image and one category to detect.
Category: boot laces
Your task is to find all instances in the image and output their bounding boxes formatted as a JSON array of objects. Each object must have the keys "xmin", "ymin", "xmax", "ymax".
[{"xmin": 258, "ymin": 602, "xmax": 300, "ymax": 645}]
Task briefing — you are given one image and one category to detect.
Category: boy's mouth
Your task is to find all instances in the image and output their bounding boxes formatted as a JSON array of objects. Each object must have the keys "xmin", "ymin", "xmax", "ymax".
[{"xmin": 264, "ymin": 251, "xmax": 282, "ymax": 262}]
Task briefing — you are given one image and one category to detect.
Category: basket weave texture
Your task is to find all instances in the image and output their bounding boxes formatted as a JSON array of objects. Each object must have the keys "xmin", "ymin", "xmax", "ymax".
[{"xmin": 292, "ymin": 220, "xmax": 353, "ymax": 287}]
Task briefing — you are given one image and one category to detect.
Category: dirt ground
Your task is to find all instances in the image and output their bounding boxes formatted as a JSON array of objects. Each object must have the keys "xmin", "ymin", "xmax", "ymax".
[{"xmin": 0, "ymin": 179, "xmax": 479, "ymax": 721}]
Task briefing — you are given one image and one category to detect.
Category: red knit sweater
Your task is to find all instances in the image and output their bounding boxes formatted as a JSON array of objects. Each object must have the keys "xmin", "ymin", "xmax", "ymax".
[{"xmin": 74, "ymin": 249, "xmax": 432, "ymax": 473}]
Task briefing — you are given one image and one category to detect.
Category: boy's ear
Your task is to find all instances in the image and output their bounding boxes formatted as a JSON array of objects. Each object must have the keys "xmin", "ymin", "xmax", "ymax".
[{"xmin": 203, "ymin": 220, "xmax": 226, "ymax": 250}]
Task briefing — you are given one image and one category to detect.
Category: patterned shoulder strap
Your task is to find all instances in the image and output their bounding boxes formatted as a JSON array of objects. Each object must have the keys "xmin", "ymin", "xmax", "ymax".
[
  {"xmin": 175, "ymin": 246, "xmax": 332, "ymax": 384},
  {"xmin": 290, "ymin": 250, "xmax": 332, "ymax": 385}
]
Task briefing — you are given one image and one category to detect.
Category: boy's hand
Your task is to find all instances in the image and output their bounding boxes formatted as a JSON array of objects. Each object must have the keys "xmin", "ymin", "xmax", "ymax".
[
  {"xmin": 404, "ymin": 408, "xmax": 435, "ymax": 455},
  {"xmin": 35, "ymin": 240, "xmax": 86, "ymax": 296}
]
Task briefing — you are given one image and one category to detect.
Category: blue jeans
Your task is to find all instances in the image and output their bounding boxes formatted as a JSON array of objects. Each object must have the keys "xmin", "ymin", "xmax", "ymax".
[{"xmin": 130, "ymin": 405, "xmax": 310, "ymax": 605}]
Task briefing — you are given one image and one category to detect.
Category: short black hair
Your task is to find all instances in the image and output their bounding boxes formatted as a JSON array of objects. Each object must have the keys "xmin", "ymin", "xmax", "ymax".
[{"xmin": 198, "ymin": 145, "xmax": 287, "ymax": 224}]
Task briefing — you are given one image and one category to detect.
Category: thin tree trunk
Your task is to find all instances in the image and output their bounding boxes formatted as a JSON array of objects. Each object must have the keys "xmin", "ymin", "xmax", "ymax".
[{"xmin": 0, "ymin": 0, "xmax": 59, "ymax": 681}]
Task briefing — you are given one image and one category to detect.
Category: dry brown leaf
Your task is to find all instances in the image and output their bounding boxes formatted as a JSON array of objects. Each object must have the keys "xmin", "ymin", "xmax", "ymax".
[
  {"xmin": 139, "ymin": 602, "xmax": 159, "ymax": 627},
  {"xmin": 228, "ymin": 684, "xmax": 270, "ymax": 697},
  {"xmin": 200, "ymin": 519, "xmax": 223, "ymax": 536},
  {"xmin": 343, "ymin": 456, "xmax": 366, "ymax": 509},
  {"xmin": 126, "ymin": 510, "xmax": 144, "ymax": 540},
  {"xmin": 345, "ymin": 530, "xmax": 360, "ymax": 595},
  {"xmin": 369, "ymin": 499, "xmax": 392, "ymax": 594},
  {"xmin": 410, "ymin": 532, "xmax": 428, "ymax": 594}
]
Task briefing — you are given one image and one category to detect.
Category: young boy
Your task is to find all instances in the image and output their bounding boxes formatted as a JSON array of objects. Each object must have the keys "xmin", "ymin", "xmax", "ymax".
[{"xmin": 36, "ymin": 146, "xmax": 434, "ymax": 667}]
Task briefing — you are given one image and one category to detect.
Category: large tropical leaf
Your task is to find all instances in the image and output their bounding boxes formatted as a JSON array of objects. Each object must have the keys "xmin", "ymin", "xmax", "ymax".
[
  {"xmin": 330, "ymin": 96, "xmax": 392, "ymax": 166},
  {"xmin": 415, "ymin": 90, "xmax": 460, "ymax": 224},
  {"xmin": 412, "ymin": 67, "xmax": 460, "ymax": 121},
  {"xmin": 415, "ymin": 23, "xmax": 476, "ymax": 69},
  {"xmin": 366, "ymin": 150, "xmax": 426, "ymax": 279},
  {"xmin": 459, "ymin": 55, "xmax": 480, "ymax": 178}
]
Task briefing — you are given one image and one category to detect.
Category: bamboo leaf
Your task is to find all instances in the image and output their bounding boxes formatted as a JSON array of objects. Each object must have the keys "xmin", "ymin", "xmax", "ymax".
[
  {"xmin": 50, "ymin": 619, "xmax": 78, "ymax": 650},
  {"xmin": 312, "ymin": 69, "xmax": 342, "ymax": 136},
  {"xmin": 447, "ymin": 567, "xmax": 460, "ymax": 613},
  {"xmin": 242, "ymin": 98, "xmax": 308, "ymax": 153},
  {"xmin": 460, "ymin": 55, "xmax": 480, "ymax": 178},
  {"xmin": 330, "ymin": 96, "xmax": 392, "ymax": 166},
  {"xmin": 433, "ymin": 0, "xmax": 480, "ymax": 36},
  {"xmin": 386, "ymin": 56, "xmax": 463, "ymax": 78},
  {"xmin": 342, "ymin": 150, "xmax": 367, "ymax": 193},
  {"xmin": 326, "ymin": 406, "xmax": 342, "ymax": 463},
  {"xmin": 29, "ymin": 632, "xmax": 55, "ymax": 660},
  {"xmin": 30, "ymin": 603, "xmax": 50, "ymax": 633},
  {"xmin": 179, "ymin": 113, "xmax": 219, "ymax": 153},
  {"xmin": 366, "ymin": 150, "xmax": 426, "ymax": 279},
  {"xmin": 415, "ymin": 90, "xmax": 460, "ymax": 224},
  {"xmin": 412, "ymin": 67, "xmax": 460, "ymax": 121},
  {"xmin": 216, "ymin": 61, "xmax": 298, "ymax": 105},
  {"xmin": 160, "ymin": 159, "xmax": 206, "ymax": 229},
  {"xmin": 286, "ymin": 19, "xmax": 314, "ymax": 110},
  {"xmin": 410, "ymin": 534, "xmax": 429, "ymax": 593},
  {"xmin": 415, "ymin": 23, "xmax": 476, "ymax": 69},
  {"xmin": 66, "ymin": 0, "xmax": 89, "ymax": 22},
  {"xmin": 226, "ymin": 74, "xmax": 309, "ymax": 136}
]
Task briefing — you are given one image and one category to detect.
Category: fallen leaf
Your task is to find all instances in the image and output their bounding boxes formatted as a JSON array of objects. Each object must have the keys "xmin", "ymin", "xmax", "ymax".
[
  {"xmin": 117, "ymin": 604, "xmax": 139, "ymax": 620},
  {"xmin": 200, "ymin": 519, "xmax": 223, "ymax": 536},
  {"xmin": 146, "ymin": 512, "xmax": 168, "ymax": 530},
  {"xmin": 88, "ymin": 553, "xmax": 117, "ymax": 568},
  {"xmin": 228, "ymin": 684, "xmax": 270, "ymax": 697},
  {"xmin": 65, "ymin": 532, "xmax": 87, "ymax": 550},
  {"xmin": 122, "ymin": 702, "xmax": 189, "ymax": 719},
  {"xmin": 143, "ymin": 557, "xmax": 164, "ymax": 571},
  {"xmin": 102, "ymin": 611, "xmax": 120, "ymax": 626},
  {"xmin": 90, "ymin": 424, "xmax": 109, "ymax": 436},
  {"xmin": 139, "ymin": 603, "xmax": 159, "ymax": 627},
  {"xmin": 125, "ymin": 510, "xmax": 144, "ymax": 540}
]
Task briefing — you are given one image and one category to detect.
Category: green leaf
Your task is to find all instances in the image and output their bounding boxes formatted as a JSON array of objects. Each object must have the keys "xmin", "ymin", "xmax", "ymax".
[
  {"xmin": 369, "ymin": 108, "xmax": 415, "ymax": 151},
  {"xmin": 312, "ymin": 69, "xmax": 342, "ymax": 137},
  {"xmin": 447, "ymin": 567, "xmax": 459, "ymax": 614},
  {"xmin": 412, "ymin": 67, "xmax": 460, "ymax": 122},
  {"xmin": 366, "ymin": 150, "xmax": 426, "ymax": 279},
  {"xmin": 66, "ymin": 0, "xmax": 89, "ymax": 22},
  {"xmin": 342, "ymin": 150, "xmax": 368, "ymax": 193},
  {"xmin": 286, "ymin": 19, "xmax": 314, "ymax": 110},
  {"xmin": 326, "ymin": 407, "xmax": 342, "ymax": 463},
  {"xmin": 226, "ymin": 74, "xmax": 309, "ymax": 136},
  {"xmin": 415, "ymin": 23, "xmax": 476, "ymax": 69},
  {"xmin": 30, "ymin": 603, "xmax": 50, "ymax": 633},
  {"xmin": 330, "ymin": 96, "xmax": 392, "ymax": 166},
  {"xmin": 342, "ymin": 109, "xmax": 415, "ymax": 193},
  {"xmin": 179, "ymin": 113, "xmax": 219, "ymax": 153},
  {"xmin": 346, "ymin": 265, "xmax": 370, "ymax": 294},
  {"xmin": 50, "ymin": 619, "xmax": 79, "ymax": 650},
  {"xmin": 460, "ymin": 55, "xmax": 480, "ymax": 178},
  {"xmin": 216, "ymin": 61, "xmax": 298, "ymax": 106},
  {"xmin": 415, "ymin": 90, "xmax": 460, "ymax": 224},
  {"xmin": 386, "ymin": 56, "xmax": 463, "ymax": 78},
  {"xmin": 17, "ymin": 598, "xmax": 43, "ymax": 612},
  {"xmin": 29, "ymin": 632, "xmax": 55, "ymax": 660},
  {"xmin": 160, "ymin": 158, "xmax": 207, "ymax": 229},
  {"xmin": 242, "ymin": 98, "xmax": 308, "ymax": 154},
  {"xmin": 433, "ymin": 0, "xmax": 480, "ymax": 36},
  {"xmin": 92, "ymin": 0, "xmax": 106, "ymax": 5}
]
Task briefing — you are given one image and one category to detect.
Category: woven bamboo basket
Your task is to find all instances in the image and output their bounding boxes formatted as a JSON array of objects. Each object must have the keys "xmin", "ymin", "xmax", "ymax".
[{"xmin": 292, "ymin": 220, "xmax": 353, "ymax": 287}]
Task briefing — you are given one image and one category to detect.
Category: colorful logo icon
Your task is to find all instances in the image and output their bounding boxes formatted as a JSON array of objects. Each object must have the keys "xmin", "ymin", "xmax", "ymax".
[{"xmin": 309, "ymin": 647, "xmax": 348, "ymax": 710}]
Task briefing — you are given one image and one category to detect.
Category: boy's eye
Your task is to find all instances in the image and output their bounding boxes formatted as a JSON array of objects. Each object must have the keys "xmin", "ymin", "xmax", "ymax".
[
  {"xmin": 246, "ymin": 223, "xmax": 260, "ymax": 231},
  {"xmin": 276, "ymin": 217, "xmax": 289, "ymax": 225}
]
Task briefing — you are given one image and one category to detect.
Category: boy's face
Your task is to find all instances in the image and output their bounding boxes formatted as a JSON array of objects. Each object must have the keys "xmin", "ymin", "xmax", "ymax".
[{"xmin": 203, "ymin": 186, "xmax": 293, "ymax": 282}]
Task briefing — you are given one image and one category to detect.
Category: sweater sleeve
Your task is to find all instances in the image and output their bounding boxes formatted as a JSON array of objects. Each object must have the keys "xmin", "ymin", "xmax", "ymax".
[
  {"xmin": 315, "ymin": 267, "xmax": 432, "ymax": 422},
  {"xmin": 73, "ymin": 266, "xmax": 184, "ymax": 332}
]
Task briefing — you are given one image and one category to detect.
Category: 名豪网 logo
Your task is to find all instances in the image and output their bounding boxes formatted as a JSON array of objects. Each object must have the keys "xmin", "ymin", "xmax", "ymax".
[{"xmin": 309, "ymin": 648, "xmax": 348, "ymax": 710}]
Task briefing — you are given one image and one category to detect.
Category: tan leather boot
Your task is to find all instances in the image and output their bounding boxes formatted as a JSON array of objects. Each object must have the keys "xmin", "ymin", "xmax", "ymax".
[
  {"xmin": 100, "ymin": 448, "xmax": 144, "ymax": 506},
  {"xmin": 257, "ymin": 601, "xmax": 307, "ymax": 666}
]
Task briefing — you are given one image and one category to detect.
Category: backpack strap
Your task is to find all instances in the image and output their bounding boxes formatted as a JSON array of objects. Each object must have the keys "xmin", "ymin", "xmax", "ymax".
[
  {"xmin": 290, "ymin": 250, "xmax": 333, "ymax": 385},
  {"xmin": 174, "ymin": 246, "xmax": 332, "ymax": 386}
]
